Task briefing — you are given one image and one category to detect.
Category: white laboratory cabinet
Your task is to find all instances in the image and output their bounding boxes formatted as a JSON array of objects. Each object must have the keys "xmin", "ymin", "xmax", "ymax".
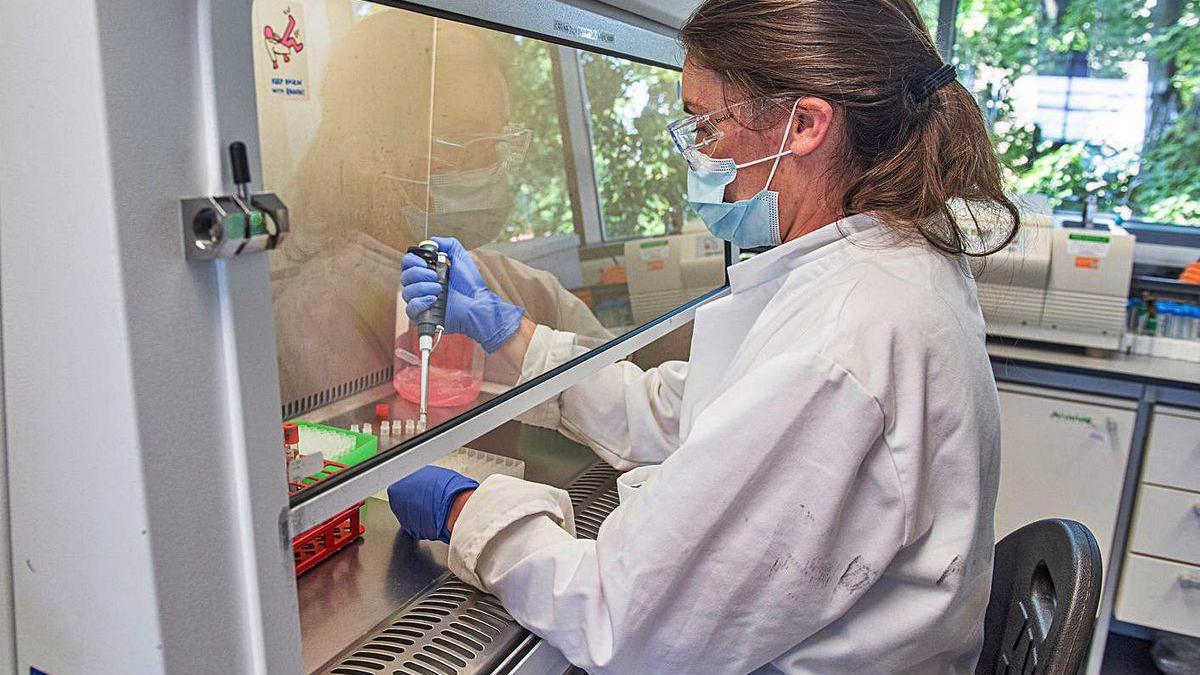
[
  {"xmin": 994, "ymin": 383, "xmax": 1136, "ymax": 579},
  {"xmin": 1116, "ymin": 406, "xmax": 1200, "ymax": 637}
]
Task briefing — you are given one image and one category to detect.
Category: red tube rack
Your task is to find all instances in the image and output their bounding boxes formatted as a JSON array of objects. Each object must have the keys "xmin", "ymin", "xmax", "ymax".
[{"xmin": 289, "ymin": 460, "xmax": 365, "ymax": 576}]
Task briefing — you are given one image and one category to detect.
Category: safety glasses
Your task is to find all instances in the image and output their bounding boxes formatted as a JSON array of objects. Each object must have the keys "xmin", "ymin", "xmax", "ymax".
[
  {"xmin": 667, "ymin": 97, "xmax": 790, "ymax": 170},
  {"xmin": 432, "ymin": 123, "xmax": 532, "ymax": 172}
]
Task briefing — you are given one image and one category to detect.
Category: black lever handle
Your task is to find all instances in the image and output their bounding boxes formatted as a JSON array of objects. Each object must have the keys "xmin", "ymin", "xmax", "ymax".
[{"xmin": 229, "ymin": 142, "xmax": 251, "ymax": 191}]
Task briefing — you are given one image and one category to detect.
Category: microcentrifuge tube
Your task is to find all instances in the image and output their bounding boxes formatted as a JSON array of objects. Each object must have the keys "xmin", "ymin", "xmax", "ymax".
[
  {"xmin": 349, "ymin": 424, "xmax": 360, "ymax": 434},
  {"xmin": 416, "ymin": 419, "xmax": 426, "ymax": 434},
  {"xmin": 363, "ymin": 422, "xmax": 372, "ymax": 435},
  {"xmin": 380, "ymin": 421, "xmax": 390, "ymax": 437},
  {"xmin": 405, "ymin": 419, "xmax": 415, "ymax": 436}
]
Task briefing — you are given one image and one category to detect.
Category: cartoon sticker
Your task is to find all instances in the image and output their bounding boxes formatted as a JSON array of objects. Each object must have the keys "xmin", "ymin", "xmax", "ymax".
[{"xmin": 259, "ymin": 3, "xmax": 309, "ymax": 99}]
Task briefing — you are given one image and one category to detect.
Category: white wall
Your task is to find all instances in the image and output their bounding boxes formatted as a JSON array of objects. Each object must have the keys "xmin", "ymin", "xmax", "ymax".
[
  {"xmin": 0, "ymin": 1, "xmax": 166, "ymax": 670},
  {"xmin": 0, "ymin": 180, "xmax": 14, "ymax": 675}
]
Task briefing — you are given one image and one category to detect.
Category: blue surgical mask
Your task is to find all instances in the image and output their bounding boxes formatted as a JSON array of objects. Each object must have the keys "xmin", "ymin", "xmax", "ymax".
[{"xmin": 685, "ymin": 99, "xmax": 800, "ymax": 249}]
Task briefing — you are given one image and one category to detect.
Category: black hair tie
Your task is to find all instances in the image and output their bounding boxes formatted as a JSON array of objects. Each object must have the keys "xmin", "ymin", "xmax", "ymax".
[{"xmin": 912, "ymin": 63, "xmax": 957, "ymax": 103}]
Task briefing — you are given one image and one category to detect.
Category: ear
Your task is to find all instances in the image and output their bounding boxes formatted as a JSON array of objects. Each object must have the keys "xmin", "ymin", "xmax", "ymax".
[{"xmin": 786, "ymin": 97, "xmax": 835, "ymax": 158}]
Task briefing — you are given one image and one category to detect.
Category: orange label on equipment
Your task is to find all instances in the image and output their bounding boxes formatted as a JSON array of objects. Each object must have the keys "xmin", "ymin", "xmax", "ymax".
[
  {"xmin": 1075, "ymin": 256, "xmax": 1100, "ymax": 269},
  {"xmin": 647, "ymin": 260, "xmax": 665, "ymax": 272}
]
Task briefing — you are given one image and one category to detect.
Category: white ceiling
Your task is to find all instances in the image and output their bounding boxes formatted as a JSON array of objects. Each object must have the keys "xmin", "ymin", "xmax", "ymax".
[{"xmin": 596, "ymin": 0, "xmax": 704, "ymax": 29}]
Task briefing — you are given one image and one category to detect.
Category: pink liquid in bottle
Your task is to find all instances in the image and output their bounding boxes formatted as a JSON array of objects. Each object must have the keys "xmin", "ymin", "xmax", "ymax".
[{"xmin": 394, "ymin": 332, "xmax": 483, "ymax": 407}]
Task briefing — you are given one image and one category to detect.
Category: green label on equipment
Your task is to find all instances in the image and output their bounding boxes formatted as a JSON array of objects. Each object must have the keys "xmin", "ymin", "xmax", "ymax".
[
  {"xmin": 1068, "ymin": 233, "xmax": 1110, "ymax": 243},
  {"xmin": 639, "ymin": 240, "xmax": 669, "ymax": 249},
  {"xmin": 1051, "ymin": 411, "xmax": 1095, "ymax": 426}
]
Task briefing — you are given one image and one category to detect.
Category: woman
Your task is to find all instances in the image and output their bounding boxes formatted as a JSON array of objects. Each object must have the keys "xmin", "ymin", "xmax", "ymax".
[{"xmin": 388, "ymin": 0, "xmax": 1018, "ymax": 672}]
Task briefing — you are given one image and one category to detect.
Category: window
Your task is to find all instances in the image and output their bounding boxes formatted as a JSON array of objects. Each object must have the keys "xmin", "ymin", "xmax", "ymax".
[
  {"xmin": 954, "ymin": 0, "xmax": 1199, "ymax": 226},
  {"xmin": 504, "ymin": 37, "xmax": 577, "ymax": 240},
  {"xmin": 581, "ymin": 52, "xmax": 689, "ymax": 241}
]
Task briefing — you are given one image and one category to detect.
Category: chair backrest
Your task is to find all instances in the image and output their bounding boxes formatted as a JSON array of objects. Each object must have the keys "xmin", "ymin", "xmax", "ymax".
[{"xmin": 976, "ymin": 518, "xmax": 1103, "ymax": 675}]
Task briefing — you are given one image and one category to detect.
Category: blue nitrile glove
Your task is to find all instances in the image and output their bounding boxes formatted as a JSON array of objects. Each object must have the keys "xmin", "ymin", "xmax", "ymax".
[
  {"xmin": 387, "ymin": 466, "xmax": 479, "ymax": 543},
  {"xmin": 400, "ymin": 236, "xmax": 525, "ymax": 353}
]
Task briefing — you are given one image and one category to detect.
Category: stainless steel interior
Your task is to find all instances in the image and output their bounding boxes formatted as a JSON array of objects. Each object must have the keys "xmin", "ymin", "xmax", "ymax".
[{"xmin": 313, "ymin": 442, "xmax": 624, "ymax": 674}]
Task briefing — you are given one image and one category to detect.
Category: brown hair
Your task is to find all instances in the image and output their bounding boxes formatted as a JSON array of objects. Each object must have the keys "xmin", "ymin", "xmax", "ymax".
[{"xmin": 680, "ymin": 0, "xmax": 1019, "ymax": 256}]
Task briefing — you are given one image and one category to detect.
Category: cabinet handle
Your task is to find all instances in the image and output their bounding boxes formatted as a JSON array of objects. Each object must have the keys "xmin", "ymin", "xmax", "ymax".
[{"xmin": 1180, "ymin": 574, "xmax": 1200, "ymax": 590}]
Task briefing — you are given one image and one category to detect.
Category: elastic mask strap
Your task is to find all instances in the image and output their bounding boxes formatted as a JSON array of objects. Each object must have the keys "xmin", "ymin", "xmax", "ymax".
[
  {"xmin": 733, "ymin": 152, "xmax": 790, "ymax": 171},
  {"xmin": 383, "ymin": 173, "xmax": 426, "ymax": 186},
  {"xmin": 762, "ymin": 98, "xmax": 802, "ymax": 192}
]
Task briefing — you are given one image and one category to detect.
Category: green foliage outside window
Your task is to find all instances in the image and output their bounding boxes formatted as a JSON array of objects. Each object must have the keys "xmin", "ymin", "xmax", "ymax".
[
  {"xmin": 504, "ymin": 37, "xmax": 576, "ymax": 240},
  {"xmin": 504, "ymin": 41, "xmax": 687, "ymax": 241},
  {"xmin": 956, "ymin": 0, "xmax": 1199, "ymax": 225},
  {"xmin": 580, "ymin": 52, "xmax": 687, "ymax": 240}
]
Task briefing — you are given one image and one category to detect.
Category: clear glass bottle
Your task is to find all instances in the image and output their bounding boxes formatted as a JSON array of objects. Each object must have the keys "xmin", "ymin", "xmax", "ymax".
[{"xmin": 393, "ymin": 289, "xmax": 483, "ymax": 408}]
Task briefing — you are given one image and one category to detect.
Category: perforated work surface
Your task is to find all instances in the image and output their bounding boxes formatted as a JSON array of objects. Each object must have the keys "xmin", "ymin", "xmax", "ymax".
[{"xmin": 319, "ymin": 461, "xmax": 622, "ymax": 675}]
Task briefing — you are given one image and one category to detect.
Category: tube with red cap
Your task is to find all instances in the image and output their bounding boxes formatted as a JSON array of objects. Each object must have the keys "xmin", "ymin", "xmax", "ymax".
[{"xmin": 283, "ymin": 422, "xmax": 300, "ymax": 462}]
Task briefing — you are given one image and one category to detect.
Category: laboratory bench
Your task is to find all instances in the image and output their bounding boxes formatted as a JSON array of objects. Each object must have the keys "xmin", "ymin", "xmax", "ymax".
[{"xmin": 988, "ymin": 339, "xmax": 1200, "ymax": 391}]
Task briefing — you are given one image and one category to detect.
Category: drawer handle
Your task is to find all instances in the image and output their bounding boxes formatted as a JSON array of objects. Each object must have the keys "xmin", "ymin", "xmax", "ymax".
[{"xmin": 1180, "ymin": 574, "xmax": 1200, "ymax": 590}]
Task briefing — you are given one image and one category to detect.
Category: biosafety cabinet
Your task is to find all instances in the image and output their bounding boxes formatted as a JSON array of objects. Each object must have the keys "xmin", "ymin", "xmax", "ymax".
[{"xmin": 0, "ymin": 0, "xmax": 722, "ymax": 673}]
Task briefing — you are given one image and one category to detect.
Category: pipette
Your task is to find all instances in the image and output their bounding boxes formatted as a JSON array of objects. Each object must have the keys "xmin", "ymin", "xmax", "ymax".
[{"xmin": 407, "ymin": 240, "xmax": 450, "ymax": 428}]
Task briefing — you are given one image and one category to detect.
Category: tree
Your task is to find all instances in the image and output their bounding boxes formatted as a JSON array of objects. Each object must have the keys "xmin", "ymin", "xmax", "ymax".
[{"xmin": 955, "ymin": 0, "xmax": 1198, "ymax": 225}]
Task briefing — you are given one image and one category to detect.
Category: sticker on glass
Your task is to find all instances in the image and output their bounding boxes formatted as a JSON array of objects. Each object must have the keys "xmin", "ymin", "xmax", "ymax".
[{"xmin": 258, "ymin": 2, "xmax": 309, "ymax": 100}]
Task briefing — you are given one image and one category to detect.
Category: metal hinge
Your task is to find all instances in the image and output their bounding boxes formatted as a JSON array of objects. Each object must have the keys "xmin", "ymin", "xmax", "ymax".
[{"xmin": 181, "ymin": 142, "xmax": 289, "ymax": 259}]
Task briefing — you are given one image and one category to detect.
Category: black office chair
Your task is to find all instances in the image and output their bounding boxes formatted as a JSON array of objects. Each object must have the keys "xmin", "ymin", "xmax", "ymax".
[{"xmin": 976, "ymin": 518, "xmax": 1103, "ymax": 675}]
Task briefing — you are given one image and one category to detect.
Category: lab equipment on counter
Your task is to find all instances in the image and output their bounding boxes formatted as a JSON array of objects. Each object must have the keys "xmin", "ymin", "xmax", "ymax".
[
  {"xmin": 283, "ymin": 422, "xmax": 299, "ymax": 462},
  {"xmin": 431, "ymin": 447, "xmax": 525, "ymax": 483},
  {"xmin": 393, "ymin": 332, "xmax": 483, "ymax": 408},
  {"xmin": 972, "ymin": 203, "xmax": 1136, "ymax": 351},
  {"xmin": 625, "ymin": 231, "xmax": 725, "ymax": 324},
  {"xmin": 1123, "ymin": 299, "xmax": 1200, "ymax": 362},
  {"xmin": 283, "ymin": 422, "xmax": 378, "ymax": 576},
  {"xmin": 284, "ymin": 421, "xmax": 323, "ymax": 483}
]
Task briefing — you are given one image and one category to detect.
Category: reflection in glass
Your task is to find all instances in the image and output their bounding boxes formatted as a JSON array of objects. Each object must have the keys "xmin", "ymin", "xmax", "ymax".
[{"xmin": 254, "ymin": 1, "xmax": 724, "ymax": 436}]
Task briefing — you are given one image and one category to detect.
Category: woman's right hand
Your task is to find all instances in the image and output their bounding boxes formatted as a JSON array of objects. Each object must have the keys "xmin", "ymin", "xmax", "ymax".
[{"xmin": 400, "ymin": 236, "xmax": 526, "ymax": 353}]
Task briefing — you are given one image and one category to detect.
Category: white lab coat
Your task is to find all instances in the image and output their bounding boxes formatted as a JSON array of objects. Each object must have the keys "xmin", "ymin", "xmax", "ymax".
[{"xmin": 448, "ymin": 213, "xmax": 1002, "ymax": 674}]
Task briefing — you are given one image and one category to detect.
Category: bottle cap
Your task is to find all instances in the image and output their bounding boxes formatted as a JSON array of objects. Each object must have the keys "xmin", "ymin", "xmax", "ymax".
[
  {"xmin": 282, "ymin": 422, "xmax": 299, "ymax": 445},
  {"xmin": 375, "ymin": 403, "xmax": 390, "ymax": 419}
]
